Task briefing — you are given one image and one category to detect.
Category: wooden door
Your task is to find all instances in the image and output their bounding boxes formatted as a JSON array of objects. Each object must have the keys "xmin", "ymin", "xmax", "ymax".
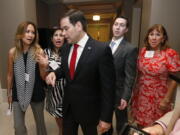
[{"xmin": 87, "ymin": 23, "xmax": 110, "ymax": 42}]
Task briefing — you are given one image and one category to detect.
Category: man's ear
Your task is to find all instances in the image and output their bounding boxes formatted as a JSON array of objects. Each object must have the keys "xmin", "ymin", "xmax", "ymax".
[
  {"xmin": 75, "ymin": 21, "xmax": 83, "ymax": 31},
  {"xmin": 125, "ymin": 28, "xmax": 129, "ymax": 33}
]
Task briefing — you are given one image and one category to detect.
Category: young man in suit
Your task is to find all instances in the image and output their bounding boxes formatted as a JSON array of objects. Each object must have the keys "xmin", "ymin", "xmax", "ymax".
[
  {"xmin": 46, "ymin": 9, "xmax": 116, "ymax": 135},
  {"xmin": 104, "ymin": 16, "xmax": 138, "ymax": 135}
]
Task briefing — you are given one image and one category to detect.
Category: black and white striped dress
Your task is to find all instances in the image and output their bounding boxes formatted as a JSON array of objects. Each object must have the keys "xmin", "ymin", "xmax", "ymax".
[{"xmin": 44, "ymin": 48, "xmax": 65, "ymax": 118}]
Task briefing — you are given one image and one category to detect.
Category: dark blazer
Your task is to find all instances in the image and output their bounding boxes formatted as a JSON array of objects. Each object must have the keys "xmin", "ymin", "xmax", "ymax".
[
  {"xmin": 56, "ymin": 37, "xmax": 115, "ymax": 124},
  {"xmin": 110, "ymin": 38, "xmax": 138, "ymax": 105}
]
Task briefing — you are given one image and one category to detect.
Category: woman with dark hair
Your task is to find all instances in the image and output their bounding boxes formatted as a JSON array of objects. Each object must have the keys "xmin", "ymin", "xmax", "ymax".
[
  {"xmin": 131, "ymin": 24, "xmax": 180, "ymax": 127},
  {"xmin": 40, "ymin": 27, "xmax": 65, "ymax": 135},
  {"xmin": 7, "ymin": 21, "xmax": 47, "ymax": 135}
]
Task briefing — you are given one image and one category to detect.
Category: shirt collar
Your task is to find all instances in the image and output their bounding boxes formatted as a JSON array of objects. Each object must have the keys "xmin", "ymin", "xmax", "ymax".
[
  {"xmin": 112, "ymin": 36, "xmax": 124, "ymax": 45},
  {"xmin": 76, "ymin": 33, "xmax": 89, "ymax": 48}
]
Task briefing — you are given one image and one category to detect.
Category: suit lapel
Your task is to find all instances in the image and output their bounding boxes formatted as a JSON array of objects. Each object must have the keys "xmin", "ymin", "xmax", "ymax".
[
  {"xmin": 113, "ymin": 39, "xmax": 126, "ymax": 57},
  {"xmin": 64, "ymin": 44, "xmax": 72, "ymax": 81},
  {"xmin": 74, "ymin": 38, "xmax": 93, "ymax": 79}
]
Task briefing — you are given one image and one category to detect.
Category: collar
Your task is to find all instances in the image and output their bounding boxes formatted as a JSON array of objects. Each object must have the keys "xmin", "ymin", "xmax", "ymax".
[
  {"xmin": 112, "ymin": 36, "xmax": 124, "ymax": 45},
  {"xmin": 76, "ymin": 33, "xmax": 89, "ymax": 48}
]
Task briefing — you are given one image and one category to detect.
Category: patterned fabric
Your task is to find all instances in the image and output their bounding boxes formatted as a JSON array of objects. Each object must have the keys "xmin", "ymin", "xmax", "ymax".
[
  {"xmin": 44, "ymin": 48, "xmax": 65, "ymax": 118},
  {"xmin": 131, "ymin": 47, "xmax": 180, "ymax": 126},
  {"xmin": 13, "ymin": 49, "xmax": 36, "ymax": 111}
]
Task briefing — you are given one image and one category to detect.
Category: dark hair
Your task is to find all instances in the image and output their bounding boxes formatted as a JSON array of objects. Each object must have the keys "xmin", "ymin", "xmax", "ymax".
[
  {"xmin": 144, "ymin": 24, "xmax": 169, "ymax": 50},
  {"xmin": 62, "ymin": 9, "xmax": 87, "ymax": 31},
  {"xmin": 47, "ymin": 27, "xmax": 63, "ymax": 53},
  {"xmin": 114, "ymin": 16, "xmax": 129, "ymax": 28}
]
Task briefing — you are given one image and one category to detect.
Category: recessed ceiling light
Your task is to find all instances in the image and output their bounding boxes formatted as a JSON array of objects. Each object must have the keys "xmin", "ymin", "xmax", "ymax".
[{"xmin": 93, "ymin": 15, "xmax": 100, "ymax": 21}]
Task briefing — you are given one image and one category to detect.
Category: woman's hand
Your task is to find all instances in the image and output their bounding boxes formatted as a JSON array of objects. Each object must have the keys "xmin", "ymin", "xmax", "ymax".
[
  {"xmin": 160, "ymin": 79, "xmax": 177, "ymax": 111},
  {"xmin": 35, "ymin": 49, "xmax": 49, "ymax": 79},
  {"xmin": 46, "ymin": 72, "xmax": 56, "ymax": 87},
  {"xmin": 36, "ymin": 52, "xmax": 49, "ymax": 67}
]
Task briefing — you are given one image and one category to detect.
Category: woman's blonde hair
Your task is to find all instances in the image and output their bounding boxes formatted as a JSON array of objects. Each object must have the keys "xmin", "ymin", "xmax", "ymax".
[
  {"xmin": 13, "ymin": 21, "xmax": 41, "ymax": 60},
  {"xmin": 144, "ymin": 24, "xmax": 169, "ymax": 50}
]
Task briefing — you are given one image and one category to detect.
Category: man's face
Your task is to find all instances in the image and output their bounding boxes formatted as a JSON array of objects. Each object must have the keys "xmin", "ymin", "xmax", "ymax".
[
  {"xmin": 60, "ymin": 17, "xmax": 79, "ymax": 44},
  {"xmin": 112, "ymin": 18, "xmax": 128, "ymax": 39}
]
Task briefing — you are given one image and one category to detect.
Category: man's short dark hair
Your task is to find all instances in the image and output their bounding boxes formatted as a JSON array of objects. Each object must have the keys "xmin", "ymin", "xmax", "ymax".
[
  {"xmin": 63, "ymin": 9, "xmax": 87, "ymax": 31},
  {"xmin": 114, "ymin": 16, "xmax": 129, "ymax": 28}
]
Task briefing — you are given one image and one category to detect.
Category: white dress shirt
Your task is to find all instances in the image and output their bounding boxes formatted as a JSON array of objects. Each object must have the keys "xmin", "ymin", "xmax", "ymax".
[
  {"xmin": 110, "ymin": 36, "xmax": 124, "ymax": 54},
  {"xmin": 68, "ymin": 33, "xmax": 89, "ymax": 69}
]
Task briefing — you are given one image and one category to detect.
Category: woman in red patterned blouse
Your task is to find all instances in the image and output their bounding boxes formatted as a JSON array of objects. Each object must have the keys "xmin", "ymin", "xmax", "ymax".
[{"xmin": 131, "ymin": 24, "xmax": 180, "ymax": 127}]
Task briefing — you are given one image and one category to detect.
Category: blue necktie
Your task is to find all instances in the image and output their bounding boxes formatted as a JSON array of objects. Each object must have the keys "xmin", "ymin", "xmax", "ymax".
[{"xmin": 110, "ymin": 41, "xmax": 116, "ymax": 50}]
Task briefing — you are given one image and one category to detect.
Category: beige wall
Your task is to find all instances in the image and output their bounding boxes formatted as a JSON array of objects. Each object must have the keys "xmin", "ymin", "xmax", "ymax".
[
  {"xmin": 25, "ymin": 0, "xmax": 37, "ymax": 22},
  {"xmin": 150, "ymin": 0, "xmax": 180, "ymax": 52},
  {"xmin": 0, "ymin": 0, "xmax": 36, "ymax": 88},
  {"xmin": 139, "ymin": 0, "xmax": 152, "ymax": 48},
  {"xmin": 140, "ymin": 0, "xmax": 180, "ymax": 52},
  {"xmin": 131, "ymin": 7, "xmax": 141, "ymax": 47}
]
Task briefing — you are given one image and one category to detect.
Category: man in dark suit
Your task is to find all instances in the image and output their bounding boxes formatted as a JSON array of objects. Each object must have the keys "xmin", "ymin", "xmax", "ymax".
[
  {"xmin": 46, "ymin": 9, "xmax": 115, "ymax": 135},
  {"xmin": 103, "ymin": 16, "xmax": 138, "ymax": 135}
]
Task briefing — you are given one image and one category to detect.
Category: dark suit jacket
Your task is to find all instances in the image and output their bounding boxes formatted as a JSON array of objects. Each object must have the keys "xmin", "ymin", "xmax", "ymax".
[
  {"xmin": 56, "ymin": 37, "xmax": 115, "ymax": 124},
  {"xmin": 109, "ymin": 38, "xmax": 138, "ymax": 106}
]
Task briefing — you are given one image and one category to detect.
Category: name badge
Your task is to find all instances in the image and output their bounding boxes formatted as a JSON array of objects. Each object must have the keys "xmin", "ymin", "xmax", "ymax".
[
  {"xmin": 49, "ymin": 60, "xmax": 59, "ymax": 70},
  {"xmin": 25, "ymin": 73, "xmax": 29, "ymax": 82},
  {"xmin": 144, "ymin": 51, "xmax": 154, "ymax": 58}
]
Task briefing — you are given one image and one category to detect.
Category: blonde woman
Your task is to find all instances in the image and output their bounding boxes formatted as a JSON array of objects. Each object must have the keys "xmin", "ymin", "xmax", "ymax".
[{"xmin": 7, "ymin": 21, "xmax": 47, "ymax": 135}]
